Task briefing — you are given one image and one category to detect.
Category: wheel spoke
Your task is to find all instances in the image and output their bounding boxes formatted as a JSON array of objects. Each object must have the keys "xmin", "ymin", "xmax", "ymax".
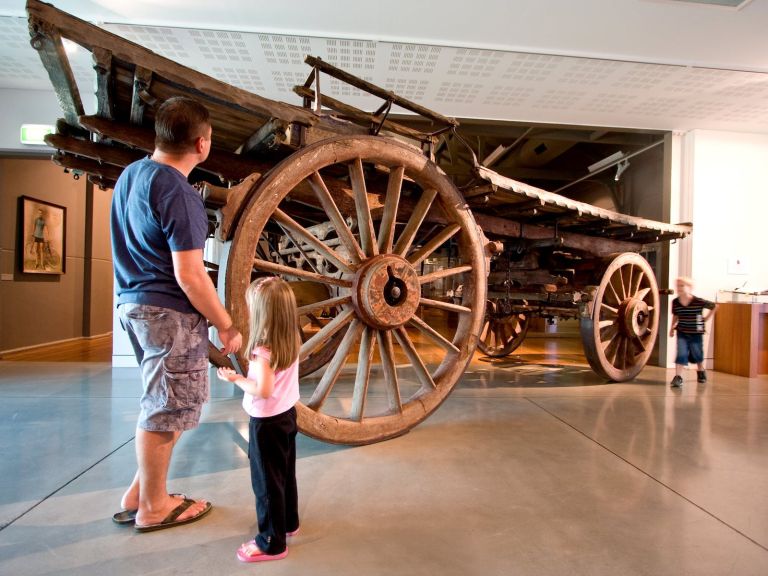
[
  {"xmin": 306, "ymin": 319, "xmax": 363, "ymax": 411},
  {"xmin": 273, "ymin": 208, "xmax": 353, "ymax": 273},
  {"xmin": 603, "ymin": 334, "xmax": 621, "ymax": 365},
  {"xmin": 393, "ymin": 326, "xmax": 436, "ymax": 391},
  {"xmin": 618, "ymin": 267, "xmax": 628, "ymax": 300},
  {"xmin": 394, "ymin": 188, "xmax": 438, "ymax": 257},
  {"xmin": 252, "ymin": 258, "xmax": 352, "ymax": 287},
  {"xmin": 630, "ymin": 267, "xmax": 643, "ymax": 298},
  {"xmin": 599, "ymin": 322, "xmax": 619, "ymax": 344},
  {"xmin": 349, "ymin": 158, "xmax": 378, "ymax": 257},
  {"xmin": 600, "ymin": 302, "xmax": 619, "ymax": 316},
  {"xmin": 297, "ymin": 295, "xmax": 351, "ymax": 317},
  {"xmin": 300, "ymin": 307, "xmax": 355, "ymax": 361},
  {"xmin": 635, "ymin": 287, "xmax": 651, "ymax": 302},
  {"xmin": 598, "ymin": 319, "xmax": 615, "ymax": 329},
  {"xmin": 309, "ymin": 171, "xmax": 365, "ymax": 263},
  {"xmin": 419, "ymin": 265, "xmax": 473, "ymax": 285},
  {"xmin": 420, "ymin": 298, "xmax": 472, "ymax": 314},
  {"xmin": 407, "ymin": 224, "xmax": 461, "ymax": 267},
  {"xmin": 607, "ymin": 278, "xmax": 622, "ymax": 305},
  {"xmin": 480, "ymin": 320, "xmax": 491, "ymax": 344},
  {"xmin": 350, "ymin": 327, "xmax": 375, "ymax": 421},
  {"xmin": 377, "ymin": 165, "xmax": 404, "ymax": 254},
  {"xmin": 624, "ymin": 264, "xmax": 633, "ymax": 301},
  {"xmin": 376, "ymin": 330, "xmax": 402, "ymax": 414},
  {"xmin": 408, "ymin": 315, "xmax": 460, "ymax": 355}
]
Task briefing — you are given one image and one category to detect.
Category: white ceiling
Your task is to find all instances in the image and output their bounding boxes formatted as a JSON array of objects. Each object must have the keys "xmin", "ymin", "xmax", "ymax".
[{"xmin": 1, "ymin": 0, "xmax": 767, "ymax": 133}]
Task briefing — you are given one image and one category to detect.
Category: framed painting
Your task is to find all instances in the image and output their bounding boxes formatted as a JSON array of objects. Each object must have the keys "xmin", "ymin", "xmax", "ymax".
[{"xmin": 19, "ymin": 196, "xmax": 66, "ymax": 274}]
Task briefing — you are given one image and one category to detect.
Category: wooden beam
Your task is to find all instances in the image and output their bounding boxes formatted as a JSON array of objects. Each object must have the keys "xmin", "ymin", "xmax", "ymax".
[
  {"xmin": 294, "ymin": 86, "xmax": 429, "ymax": 142},
  {"xmin": 27, "ymin": 15, "xmax": 84, "ymax": 126},
  {"xmin": 53, "ymin": 152, "xmax": 125, "ymax": 182},
  {"xmin": 45, "ymin": 133, "xmax": 144, "ymax": 167},
  {"xmin": 130, "ymin": 66, "xmax": 153, "ymax": 125},
  {"xmin": 304, "ymin": 55, "xmax": 458, "ymax": 127},
  {"xmin": 78, "ymin": 115, "xmax": 267, "ymax": 181},
  {"xmin": 26, "ymin": 0, "xmax": 318, "ymax": 127},
  {"xmin": 92, "ymin": 47, "xmax": 114, "ymax": 121},
  {"xmin": 241, "ymin": 118, "xmax": 289, "ymax": 155}
]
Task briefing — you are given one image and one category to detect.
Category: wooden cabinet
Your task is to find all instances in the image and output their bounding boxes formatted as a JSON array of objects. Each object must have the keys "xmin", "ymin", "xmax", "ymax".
[{"xmin": 713, "ymin": 302, "xmax": 768, "ymax": 378}]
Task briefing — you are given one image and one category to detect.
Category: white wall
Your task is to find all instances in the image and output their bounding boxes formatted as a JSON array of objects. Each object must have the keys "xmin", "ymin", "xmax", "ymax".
[
  {"xmin": 664, "ymin": 129, "xmax": 768, "ymax": 368},
  {"xmin": 0, "ymin": 88, "xmax": 62, "ymax": 153}
]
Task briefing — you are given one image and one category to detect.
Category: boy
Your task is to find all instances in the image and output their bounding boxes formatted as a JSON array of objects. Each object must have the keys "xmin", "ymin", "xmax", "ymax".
[{"xmin": 669, "ymin": 277, "xmax": 717, "ymax": 387}]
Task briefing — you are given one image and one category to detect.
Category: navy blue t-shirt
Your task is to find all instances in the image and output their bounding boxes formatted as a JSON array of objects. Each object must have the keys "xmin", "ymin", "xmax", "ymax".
[{"xmin": 111, "ymin": 157, "xmax": 208, "ymax": 314}]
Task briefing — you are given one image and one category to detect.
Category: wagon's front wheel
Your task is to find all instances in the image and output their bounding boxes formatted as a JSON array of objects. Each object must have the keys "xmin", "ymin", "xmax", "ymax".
[
  {"xmin": 225, "ymin": 136, "xmax": 486, "ymax": 445},
  {"xmin": 580, "ymin": 252, "xmax": 659, "ymax": 382}
]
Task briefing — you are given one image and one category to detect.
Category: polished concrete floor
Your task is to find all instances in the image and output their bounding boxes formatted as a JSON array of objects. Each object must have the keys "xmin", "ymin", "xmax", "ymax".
[{"xmin": 1, "ymin": 335, "xmax": 767, "ymax": 576}]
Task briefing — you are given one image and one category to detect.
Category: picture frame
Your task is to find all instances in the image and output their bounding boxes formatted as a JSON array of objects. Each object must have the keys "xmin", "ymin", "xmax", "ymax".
[{"xmin": 18, "ymin": 196, "xmax": 66, "ymax": 274}]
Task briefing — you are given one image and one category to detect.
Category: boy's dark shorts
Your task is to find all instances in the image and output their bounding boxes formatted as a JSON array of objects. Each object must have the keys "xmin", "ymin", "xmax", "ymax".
[
  {"xmin": 675, "ymin": 331, "xmax": 704, "ymax": 366},
  {"xmin": 118, "ymin": 303, "xmax": 209, "ymax": 432}
]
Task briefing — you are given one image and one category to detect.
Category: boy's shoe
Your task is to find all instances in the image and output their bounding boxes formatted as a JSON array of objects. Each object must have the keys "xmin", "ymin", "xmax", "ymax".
[
  {"xmin": 697, "ymin": 370, "xmax": 707, "ymax": 383},
  {"xmin": 670, "ymin": 375, "xmax": 683, "ymax": 388}
]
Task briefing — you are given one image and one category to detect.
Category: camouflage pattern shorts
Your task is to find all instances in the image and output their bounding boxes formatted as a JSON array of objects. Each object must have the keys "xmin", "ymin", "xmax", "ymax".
[{"xmin": 118, "ymin": 303, "xmax": 209, "ymax": 431}]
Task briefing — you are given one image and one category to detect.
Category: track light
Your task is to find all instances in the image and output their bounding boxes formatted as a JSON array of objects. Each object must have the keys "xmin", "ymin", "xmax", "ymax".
[{"xmin": 614, "ymin": 159, "xmax": 630, "ymax": 182}]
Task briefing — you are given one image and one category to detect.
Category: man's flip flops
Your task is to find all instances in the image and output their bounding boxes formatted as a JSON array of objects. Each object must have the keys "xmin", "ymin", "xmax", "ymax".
[
  {"xmin": 134, "ymin": 498, "xmax": 212, "ymax": 533},
  {"xmin": 111, "ymin": 493, "xmax": 186, "ymax": 525},
  {"xmin": 112, "ymin": 509, "xmax": 138, "ymax": 525}
]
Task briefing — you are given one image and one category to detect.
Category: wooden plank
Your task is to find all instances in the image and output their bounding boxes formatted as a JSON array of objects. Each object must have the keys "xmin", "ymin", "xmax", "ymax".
[
  {"xmin": 79, "ymin": 115, "xmax": 266, "ymax": 181},
  {"xmin": 52, "ymin": 152, "xmax": 125, "ymax": 182},
  {"xmin": 26, "ymin": 0, "xmax": 318, "ymax": 127},
  {"xmin": 305, "ymin": 55, "xmax": 458, "ymax": 127},
  {"xmin": 241, "ymin": 118, "xmax": 289, "ymax": 155},
  {"xmin": 27, "ymin": 16, "xmax": 84, "ymax": 126},
  {"xmin": 130, "ymin": 66, "xmax": 153, "ymax": 125},
  {"xmin": 45, "ymin": 134, "xmax": 144, "ymax": 167},
  {"xmin": 92, "ymin": 47, "xmax": 114, "ymax": 121},
  {"xmin": 294, "ymin": 86, "xmax": 429, "ymax": 142}
]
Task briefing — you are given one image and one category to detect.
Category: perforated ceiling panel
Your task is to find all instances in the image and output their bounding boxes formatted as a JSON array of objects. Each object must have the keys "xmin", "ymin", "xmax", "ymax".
[{"xmin": 2, "ymin": 15, "xmax": 767, "ymax": 133}]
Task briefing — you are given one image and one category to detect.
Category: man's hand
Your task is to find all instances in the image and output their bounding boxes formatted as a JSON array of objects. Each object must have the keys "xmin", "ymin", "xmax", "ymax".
[{"xmin": 219, "ymin": 324, "xmax": 242, "ymax": 354}]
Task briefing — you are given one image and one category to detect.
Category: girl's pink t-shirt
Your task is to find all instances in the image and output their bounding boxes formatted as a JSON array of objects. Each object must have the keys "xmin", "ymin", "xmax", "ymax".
[{"xmin": 242, "ymin": 346, "xmax": 300, "ymax": 418}]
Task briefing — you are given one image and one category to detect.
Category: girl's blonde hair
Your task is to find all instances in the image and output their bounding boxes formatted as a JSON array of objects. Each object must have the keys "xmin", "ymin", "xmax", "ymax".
[{"xmin": 244, "ymin": 277, "xmax": 300, "ymax": 372}]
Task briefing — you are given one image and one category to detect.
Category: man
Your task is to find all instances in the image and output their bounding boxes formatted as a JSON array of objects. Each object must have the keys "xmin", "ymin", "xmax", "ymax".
[{"xmin": 111, "ymin": 96, "xmax": 242, "ymax": 532}]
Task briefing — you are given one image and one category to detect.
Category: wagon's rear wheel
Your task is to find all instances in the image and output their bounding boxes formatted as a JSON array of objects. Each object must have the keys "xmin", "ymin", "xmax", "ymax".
[
  {"xmin": 226, "ymin": 136, "xmax": 486, "ymax": 445},
  {"xmin": 580, "ymin": 252, "xmax": 659, "ymax": 382},
  {"xmin": 477, "ymin": 300, "xmax": 529, "ymax": 357}
]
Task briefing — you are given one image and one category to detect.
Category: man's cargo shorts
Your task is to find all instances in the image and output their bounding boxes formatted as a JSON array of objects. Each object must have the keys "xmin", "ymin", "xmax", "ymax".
[{"xmin": 118, "ymin": 303, "xmax": 209, "ymax": 431}]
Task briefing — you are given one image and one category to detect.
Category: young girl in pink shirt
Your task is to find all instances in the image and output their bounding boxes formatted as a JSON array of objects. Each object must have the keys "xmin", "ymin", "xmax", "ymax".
[{"xmin": 218, "ymin": 277, "xmax": 300, "ymax": 562}]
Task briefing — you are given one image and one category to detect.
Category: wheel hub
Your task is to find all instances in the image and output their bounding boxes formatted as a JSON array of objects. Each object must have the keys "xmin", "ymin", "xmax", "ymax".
[
  {"xmin": 352, "ymin": 255, "xmax": 421, "ymax": 330},
  {"xmin": 621, "ymin": 298, "xmax": 650, "ymax": 339}
]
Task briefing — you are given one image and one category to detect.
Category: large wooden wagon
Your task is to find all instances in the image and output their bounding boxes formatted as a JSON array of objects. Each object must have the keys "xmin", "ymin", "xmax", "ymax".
[{"xmin": 27, "ymin": 0, "xmax": 691, "ymax": 445}]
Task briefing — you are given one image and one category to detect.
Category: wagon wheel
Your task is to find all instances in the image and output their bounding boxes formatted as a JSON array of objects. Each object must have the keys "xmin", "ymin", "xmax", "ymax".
[
  {"xmin": 226, "ymin": 136, "xmax": 486, "ymax": 445},
  {"xmin": 477, "ymin": 300, "xmax": 529, "ymax": 357},
  {"xmin": 580, "ymin": 252, "xmax": 659, "ymax": 382}
]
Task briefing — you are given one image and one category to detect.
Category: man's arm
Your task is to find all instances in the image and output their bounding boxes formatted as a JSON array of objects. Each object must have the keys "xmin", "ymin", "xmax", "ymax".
[{"xmin": 172, "ymin": 248, "xmax": 242, "ymax": 353}]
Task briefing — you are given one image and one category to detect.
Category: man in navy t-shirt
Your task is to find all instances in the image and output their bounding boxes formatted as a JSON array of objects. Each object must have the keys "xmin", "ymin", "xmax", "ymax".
[{"xmin": 111, "ymin": 97, "xmax": 242, "ymax": 532}]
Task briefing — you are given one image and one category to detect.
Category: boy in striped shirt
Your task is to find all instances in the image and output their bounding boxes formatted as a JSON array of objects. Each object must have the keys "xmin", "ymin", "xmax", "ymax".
[{"xmin": 669, "ymin": 277, "xmax": 717, "ymax": 387}]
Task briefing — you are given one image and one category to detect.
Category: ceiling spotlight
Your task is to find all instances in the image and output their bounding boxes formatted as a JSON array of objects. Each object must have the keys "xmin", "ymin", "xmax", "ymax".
[{"xmin": 614, "ymin": 159, "xmax": 630, "ymax": 182}]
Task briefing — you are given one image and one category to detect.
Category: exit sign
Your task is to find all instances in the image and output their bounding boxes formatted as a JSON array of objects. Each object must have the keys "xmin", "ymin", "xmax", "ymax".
[{"xmin": 20, "ymin": 124, "xmax": 54, "ymax": 145}]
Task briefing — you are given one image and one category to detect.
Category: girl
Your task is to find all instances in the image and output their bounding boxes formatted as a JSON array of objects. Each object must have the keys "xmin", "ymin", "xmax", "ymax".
[{"xmin": 217, "ymin": 276, "xmax": 301, "ymax": 562}]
